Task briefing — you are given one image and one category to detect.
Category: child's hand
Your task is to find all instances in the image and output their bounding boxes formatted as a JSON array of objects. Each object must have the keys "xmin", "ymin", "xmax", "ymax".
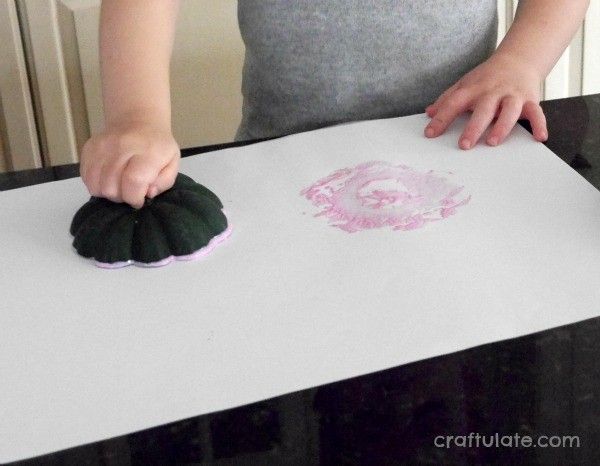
[
  {"xmin": 80, "ymin": 121, "xmax": 180, "ymax": 209},
  {"xmin": 424, "ymin": 53, "xmax": 548, "ymax": 149}
]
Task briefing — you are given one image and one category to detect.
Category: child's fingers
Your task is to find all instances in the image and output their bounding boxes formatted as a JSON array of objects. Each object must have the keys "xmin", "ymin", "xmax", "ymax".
[
  {"xmin": 99, "ymin": 156, "xmax": 130, "ymax": 203},
  {"xmin": 82, "ymin": 162, "xmax": 102, "ymax": 197},
  {"xmin": 120, "ymin": 154, "xmax": 163, "ymax": 209},
  {"xmin": 148, "ymin": 156, "xmax": 180, "ymax": 198},
  {"xmin": 79, "ymin": 140, "xmax": 93, "ymax": 182},
  {"xmin": 521, "ymin": 101, "xmax": 548, "ymax": 142},
  {"xmin": 426, "ymin": 83, "xmax": 459, "ymax": 117},
  {"xmin": 458, "ymin": 96, "xmax": 498, "ymax": 150},
  {"xmin": 424, "ymin": 89, "xmax": 471, "ymax": 138},
  {"xmin": 486, "ymin": 96, "xmax": 522, "ymax": 146},
  {"xmin": 80, "ymin": 141, "xmax": 102, "ymax": 197}
]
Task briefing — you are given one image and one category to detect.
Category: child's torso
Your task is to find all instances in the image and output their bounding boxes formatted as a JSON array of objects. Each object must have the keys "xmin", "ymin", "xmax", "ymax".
[{"xmin": 236, "ymin": 1, "xmax": 498, "ymax": 140}]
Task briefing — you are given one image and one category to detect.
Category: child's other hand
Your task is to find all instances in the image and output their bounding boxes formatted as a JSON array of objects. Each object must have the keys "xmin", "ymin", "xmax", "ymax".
[
  {"xmin": 80, "ymin": 122, "xmax": 180, "ymax": 209},
  {"xmin": 424, "ymin": 54, "xmax": 548, "ymax": 149}
]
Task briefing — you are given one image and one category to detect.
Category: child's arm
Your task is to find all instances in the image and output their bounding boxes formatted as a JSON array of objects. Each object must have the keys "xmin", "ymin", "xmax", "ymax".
[
  {"xmin": 80, "ymin": 0, "xmax": 180, "ymax": 208},
  {"xmin": 424, "ymin": 0, "xmax": 590, "ymax": 150}
]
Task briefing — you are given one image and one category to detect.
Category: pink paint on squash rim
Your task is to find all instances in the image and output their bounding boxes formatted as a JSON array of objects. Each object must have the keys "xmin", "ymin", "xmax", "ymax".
[
  {"xmin": 94, "ymin": 218, "xmax": 232, "ymax": 269},
  {"xmin": 301, "ymin": 161, "xmax": 470, "ymax": 232}
]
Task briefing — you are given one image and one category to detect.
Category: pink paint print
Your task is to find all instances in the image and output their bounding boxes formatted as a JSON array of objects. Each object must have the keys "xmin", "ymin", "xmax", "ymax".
[
  {"xmin": 94, "ymin": 213, "xmax": 232, "ymax": 269},
  {"xmin": 94, "ymin": 223, "xmax": 232, "ymax": 269},
  {"xmin": 301, "ymin": 161, "xmax": 470, "ymax": 232}
]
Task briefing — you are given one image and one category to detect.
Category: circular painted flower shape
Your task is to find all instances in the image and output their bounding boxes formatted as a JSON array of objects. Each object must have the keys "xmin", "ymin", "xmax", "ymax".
[{"xmin": 301, "ymin": 161, "xmax": 470, "ymax": 232}]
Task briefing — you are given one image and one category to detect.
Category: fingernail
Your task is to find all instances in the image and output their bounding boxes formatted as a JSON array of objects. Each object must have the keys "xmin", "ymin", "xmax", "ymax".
[
  {"xmin": 540, "ymin": 131, "xmax": 548, "ymax": 140},
  {"xmin": 459, "ymin": 138, "xmax": 471, "ymax": 150},
  {"xmin": 488, "ymin": 137, "xmax": 498, "ymax": 146},
  {"xmin": 425, "ymin": 127, "xmax": 435, "ymax": 138}
]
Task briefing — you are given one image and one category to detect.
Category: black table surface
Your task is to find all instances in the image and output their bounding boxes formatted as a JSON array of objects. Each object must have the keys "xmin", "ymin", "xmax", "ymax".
[{"xmin": 3, "ymin": 95, "xmax": 600, "ymax": 465}]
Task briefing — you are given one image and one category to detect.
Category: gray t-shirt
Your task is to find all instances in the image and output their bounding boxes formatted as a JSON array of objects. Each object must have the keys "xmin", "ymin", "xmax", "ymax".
[{"xmin": 236, "ymin": 1, "xmax": 498, "ymax": 141}]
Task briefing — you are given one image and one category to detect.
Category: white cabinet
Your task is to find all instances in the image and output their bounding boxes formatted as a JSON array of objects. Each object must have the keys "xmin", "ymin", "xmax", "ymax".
[
  {"xmin": 0, "ymin": 133, "xmax": 6, "ymax": 172},
  {"xmin": 0, "ymin": 0, "xmax": 41, "ymax": 171},
  {"xmin": 583, "ymin": 1, "xmax": 600, "ymax": 95}
]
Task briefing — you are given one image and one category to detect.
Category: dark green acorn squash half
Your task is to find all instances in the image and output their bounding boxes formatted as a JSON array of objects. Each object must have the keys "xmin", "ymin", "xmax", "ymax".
[{"xmin": 70, "ymin": 173, "xmax": 230, "ymax": 268}]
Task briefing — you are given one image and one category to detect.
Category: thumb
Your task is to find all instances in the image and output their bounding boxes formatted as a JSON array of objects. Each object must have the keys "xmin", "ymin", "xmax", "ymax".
[
  {"xmin": 121, "ymin": 154, "xmax": 163, "ymax": 209},
  {"xmin": 147, "ymin": 156, "xmax": 180, "ymax": 198}
]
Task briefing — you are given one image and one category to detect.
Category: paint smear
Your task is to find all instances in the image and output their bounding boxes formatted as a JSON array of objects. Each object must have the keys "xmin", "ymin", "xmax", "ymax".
[
  {"xmin": 94, "ymin": 213, "xmax": 232, "ymax": 269},
  {"xmin": 301, "ymin": 161, "xmax": 470, "ymax": 232}
]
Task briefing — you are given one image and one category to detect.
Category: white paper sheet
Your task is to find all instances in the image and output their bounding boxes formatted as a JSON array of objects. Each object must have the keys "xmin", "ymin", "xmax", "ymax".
[{"xmin": 2, "ymin": 114, "xmax": 600, "ymax": 463}]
